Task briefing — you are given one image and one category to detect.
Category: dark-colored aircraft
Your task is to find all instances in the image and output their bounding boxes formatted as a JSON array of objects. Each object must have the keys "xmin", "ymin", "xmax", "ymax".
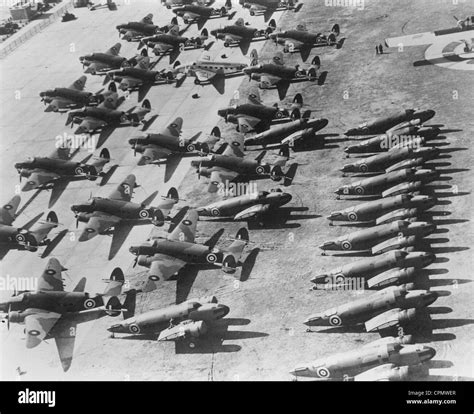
[
  {"xmin": 197, "ymin": 188, "xmax": 292, "ymax": 221},
  {"xmin": 79, "ymin": 43, "xmax": 133, "ymax": 75},
  {"xmin": 241, "ymin": 0, "xmax": 298, "ymax": 22},
  {"xmin": 39, "ymin": 76, "xmax": 104, "ymax": 112},
  {"xmin": 15, "ymin": 147, "xmax": 112, "ymax": 208},
  {"xmin": 304, "ymin": 284, "xmax": 438, "ymax": 331},
  {"xmin": 0, "ymin": 258, "xmax": 126, "ymax": 371},
  {"xmin": 319, "ymin": 220, "xmax": 435, "ymax": 254},
  {"xmin": 290, "ymin": 336, "xmax": 435, "ymax": 380},
  {"xmin": 335, "ymin": 168, "xmax": 439, "ymax": 197},
  {"xmin": 116, "ymin": 14, "xmax": 178, "ymax": 41},
  {"xmin": 270, "ymin": 22, "xmax": 340, "ymax": 61},
  {"xmin": 192, "ymin": 140, "xmax": 298, "ymax": 193},
  {"xmin": 210, "ymin": 17, "xmax": 276, "ymax": 55},
  {"xmin": 340, "ymin": 146, "xmax": 440, "ymax": 174},
  {"xmin": 310, "ymin": 250, "xmax": 435, "ymax": 285},
  {"xmin": 244, "ymin": 49, "xmax": 321, "ymax": 100},
  {"xmin": 244, "ymin": 117, "xmax": 328, "ymax": 149},
  {"xmin": 71, "ymin": 175, "xmax": 179, "ymax": 258},
  {"xmin": 327, "ymin": 194, "xmax": 436, "ymax": 223},
  {"xmin": 164, "ymin": 0, "xmax": 212, "ymax": 8},
  {"xmin": 128, "ymin": 117, "xmax": 205, "ymax": 182},
  {"xmin": 0, "ymin": 195, "xmax": 58, "ymax": 257},
  {"xmin": 218, "ymin": 88, "xmax": 305, "ymax": 133},
  {"xmin": 108, "ymin": 291, "xmax": 229, "ymax": 342},
  {"xmin": 173, "ymin": 2, "xmax": 234, "ymax": 29},
  {"xmin": 66, "ymin": 83, "xmax": 152, "ymax": 135},
  {"xmin": 129, "ymin": 209, "xmax": 249, "ymax": 291},
  {"xmin": 344, "ymin": 109, "xmax": 435, "ymax": 136}
]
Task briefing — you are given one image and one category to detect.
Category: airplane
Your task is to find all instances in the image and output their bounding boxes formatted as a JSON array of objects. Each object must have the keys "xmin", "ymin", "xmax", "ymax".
[
  {"xmin": 173, "ymin": 54, "xmax": 248, "ymax": 94},
  {"xmin": 210, "ymin": 17, "xmax": 276, "ymax": 55},
  {"xmin": 327, "ymin": 194, "xmax": 436, "ymax": 224},
  {"xmin": 0, "ymin": 258, "xmax": 126, "ymax": 371},
  {"xmin": 240, "ymin": 0, "xmax": 299, "ymax": 22},
  {"xmin": 334, "ymin": 168, "xmax": 440, "ymax": 197},
  {"xmin": 71, "ymin": 175, "xmax": 180, "ymax": 258},
  {"xmin": 310, "ymin": 250, "xmax": 435, "ymax": 285},
  {"xmin": 243, "ymin": 49, "xmax": 321, "ymax": 100},
  {"xmin": 128, "ymin": 209, "xmax": 249, "ymax": 291},
  {"xmin": 66, "ymin": 83, "xmax": 152, "ymax": 136},
  {"xmin": 319, "ymin": 220, "xmax": 436, "ymax": 254},
  {"xmin": 0, "ymin": 195, "xmax": 58, "ymax": 258},
  {"xmin": 367, "ymin": 267, "xmax": 420, "ymax": 290},
  {"xmin": 116, "ymin": 14, "xmax": 178, "ymax": 41},
  {"xmin": 39, "ymin": 76, "xmax": 104, "ymax": 112},
  {"xmin": 243, "ymin": 117, "xmax": 328, "ymax": 150},
  {"xmin": 172, "ymin": 2, "xmax": 234, "ymax": 29},
  {"xmin": 79, "ymin": 43, "xmax": 135, "ymax": 75},
  {"xmin": 290, "ymin": 336, "xmax": 436, "ymax": 380},
  {"xmin": 128, "ymin": 117, "xmax": 206, "ymax": 182},
  {"xmin": 270, "ymin": 22, "xmax": 340, "ymax": 61},
  {"xmin": 344, "ymin": 109, "xmax": 435, "ymax": 136},
  {"xmin": 344, "ymin": 124, "xmax": 441, "ymax": 154},
  {"xmin": 103, "ymin": 49, "xmax": 175, "ymax": 101},
  {"xmin": 217, "ymin": 88, "xmax": 306, "ymax": 133},
  {"xmin": 340, "ymin": 146, "xmax": 440, "ymax": 174},
  {"xmin": 197, "ymin": 188, "xmax": 292, "ymax": 221},
  {"xmin": 138, "ymin": 24, "xmax": 210, "ymax": 63},
  {"xmin": 163, "ymin": 0, "xmax": 212, "ymax": 8},
  {"xmin": 304, "ymin": 284, "xmax": 438, "ymax": 331},
  {"xmin": 191, "ymin": 142, "xmax": 298, "ymax": 193},
  {"xmin": 15, "ymin": 147, "xmax": 112, "ymax": 208},
  {"xmin": 107, "ymin": 291, "xmax": 229, "ymax": 343}
]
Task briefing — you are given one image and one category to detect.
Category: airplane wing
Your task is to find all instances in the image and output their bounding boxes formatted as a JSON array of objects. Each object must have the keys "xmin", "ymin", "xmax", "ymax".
[
  {"xmin": 237, "ymin": 115, "xmax": 262, "ymax": 134},
  {"xmin": 81, "ymin": 212, "xmax": 121, "ymax": 240},
  {"xmin": 23, "ymin": 170, "xmax": 61, "ymax": 189},
  {"xmin": 52, "ymin": 317, "xmax": 78, "ymax": 372},
  {"xmin": 275, "ymin": 79, "xmax": 291, "ymax": 101},
  {"xmin": 299, "ymin": 44, "xmax": 313, "ymax": 62},
  {"xmin": 0, "ymin": 195, "xmax": 21, "ymax": 225},
  {"xmin": 108, "ymin": 221, "xmax": 135, "ymax": 260},
  {"xmin": 143, "ymin": 254, "xmax": 187, "ymax": 291},
  {"xmin": 109, "ymin": 174, "xmax": 136, "ymax": 201},
  {"xmin": 45, "ymin": 98, "xmax": 75, "ymax": 112},
  {"xmin": 165, "ymin": 117, "xmax": 183, "ymax": 137},
  {"xmin": 24, "ymin": 310, "xmax": 62, "ymax": 349},
  {"xmin": 195, "ymin": 70, "xmax": 225, "ymax": 94},
  {"xmin": 238, "ymin": 38, "xmax": 252, "ymax": 56},
  {"xmin": 48, "ymin": 179, "xmax": 70, "ymax": 209},
  {"xmin": 155, "ymin": 192, "xmax": 179, "ymax": 217},
  {"xmin": 106, "ymin": 43, "xmax": 122, "ymax": 56},
  {"xmin": 164, "ymin": 153, "xmax": 182, "ymax": 183},
  {"xmin": 168, "ymin": 209, "xmax": 198, "ymax": 242},
  {"xmin": 69, "ymin": 75, "xmax": 87, "ymax": 91},
  {"xmin": 138, "ymin": 145, "xmax": 174, "ymax": 165},
  {"xmin": 37, "ymin": 257, "xmax": 65, "ymax": 291},
  {"xmin": 75, "ymin": 116, "xmax": 108, "ymax": 134},
  {"xmin": 85, "ymin": 61, "xmax": 109, "ymax": 74},
  {"xmin": 98, "ymin": 92, "xmax": 120, "ymax": 109},
  {"xmin": 208, "ymin": 168, "xmax": 239, "ymax": 193},
  {"xmin": 222, "ymin": 136, "xmax": 244, "ymax": 157}
]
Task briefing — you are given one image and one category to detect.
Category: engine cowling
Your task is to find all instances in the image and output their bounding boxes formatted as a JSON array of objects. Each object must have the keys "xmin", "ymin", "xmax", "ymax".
[
  {"xmin": 365, "ymin": 308, "xmax": 417, "ymax": 332},
  {"xmin": 137, "ymin": 255, "xmax": 152, "ymax": 267},
  {"xmin": 157, "ymin": 320, "xmax": 208, "ymax": 341},
  {"xmin": 8, "ymin": 311, "xmax": 25, "ymax": 323}
]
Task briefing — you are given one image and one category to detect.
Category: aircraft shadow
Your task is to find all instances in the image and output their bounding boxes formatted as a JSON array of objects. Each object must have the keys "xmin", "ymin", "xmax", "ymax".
[
  {"xmin": 41, "ymin": 229, "xmax": 68, "ymax": 258},
  {"xmin": 240, "ymin": 247, "xmax": 259, "ymax": 282}
]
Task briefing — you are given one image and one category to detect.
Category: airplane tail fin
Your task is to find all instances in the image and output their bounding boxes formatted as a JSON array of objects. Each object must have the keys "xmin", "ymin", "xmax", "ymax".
[
  {"xmin": 141, "ymin": 99, "xmax": 151, "ymax": 110},
  {"xmin": 211, "ymin": 126, "xmax": 221, "ymax": 138},
  {"xmin": 29, "ymin": 211, "xmax": 58, "ymax": 246},
  {"xmin": 201, "ymin": 28, "xmax": 209, "ymax": 39},
  {"xmin": 292, "ymin": 93, "xmax": 303, "ymax": 108},
  {"xmin": 222, "ymin": 228, "xmax": 249, "ymax": 273},
  {"xmin": 290, "ymin": 108, "xmax": 301, "ymax": 120},
  {"xmin": 250, "ymin": 49, "xmax": 258, "ymax": 66},
  {"xmin": 122, "ymin": 289, "xmax": 137, "ymax": 319},
  {"xmin": 267, "ymin": 19, "xmax": 277, "ymax": 33},
  {"xmin": 166, "ymin": 187, "xmax": 179, "ymax": 202},
  {"xmin": 1, "ymin": 195, "xmax": 21, "ymax": 226},
  {"xmin": 73, "ymin": 277, "xmax": 87, "ymax": 293},
  {"xmin": 108, "ymin": 82, "xmax": 117, "ymax": 93},
  {"xmin": 302, "ymin": 109, "xmax": 311, "ymax": 119},
  {"xmin": 103, "ymin": 267, "xmax": 125, "ymax": 297},
  {"xmin": 141, "ymin": 48, "xmax": 148, "ymax": 57},
  {"xmin": 284, "ymin": 163, "xmax": 298, "ymax": 186},
  {"xmin": 99, "ymin": 148, "xmax": 111, "ymax": 160},
  {"xmin": 279, "ymin": 144, "xmax": 290, "ymax": 159}
]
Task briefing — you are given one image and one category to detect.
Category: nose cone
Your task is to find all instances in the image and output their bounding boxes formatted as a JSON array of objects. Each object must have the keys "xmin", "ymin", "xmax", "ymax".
[
  {"xmin": 107, "ymin": 323, "xmax": 123, "ymax": 333},
  {"xmin": 327, "ymin": 212, "xmax": 342, "ymax": 221},
  {"xmin": 345, "ymin": 128, "xmax": 358, "ymax": 136},
  {"xmin": 319, "ymin": 241, "xmax": 336, "ymax": 251},
  {"xmin": 419, "ymin": 345, "xmax": 436, "ymax": 362},
  {"xmin": 280, "ymin": 193, "xmax": 292, "ymax": 205},
  {"xmin": 339, "ymin": 164, "xmax": 354, "ymax": 173},
  {"xmin": 308, "ymin": 118, "xmax": 329, "ymax": 131},
  {"xmin": 303, "ymin": 314, "xmax": 324, "ymax": 326},
  {"xmin": 290, "ymin": 365, "xmax": 311, "ymax": 377}
]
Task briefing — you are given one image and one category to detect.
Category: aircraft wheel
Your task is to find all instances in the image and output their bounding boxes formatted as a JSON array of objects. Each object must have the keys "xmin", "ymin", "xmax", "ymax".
[
  {"xmin": 250, "ymin": 11, "xmax": 255, "ymax": 16},
  {"xmin": 224, "ymin": 41, "xmax": 229, "ymax": 47},
  {"xmin": 194, "ymin": 78, "xmax": 200, "ymax": 85}
]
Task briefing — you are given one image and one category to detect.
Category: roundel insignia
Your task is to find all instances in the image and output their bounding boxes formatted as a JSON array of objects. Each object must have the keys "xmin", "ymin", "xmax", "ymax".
[
  {"xmin": 182, "ymin": 220, "xmax": 192, "ymax": 226},
  {"xmin": 129, "ymin": 324, "xmax": 140, "ymax": 334},
  {"xmin": 170, "ymin": 123, "xmax": 177, "ymax": 128},
  {"xmin": 335, "ymin": 274, "xmax": 346, "ymax": 284},
  {"xmin": 206, "ymin": 253, "xmax": 217, "ymax": 263},
  {"xmin": 149, "ymin": 275, "xmax": 160, "ymax": 281},
  {"xmin": 211, "ymin": 181, "xmax": 219, "ymax": 186},
  {"xmin": 232, "ymin": 141, "xmax": 240, "ymax": 146},
  {"xmin": 341, "ymin": 240, "xmax": 352, "ymax": 250},
  {"xmin": 4, "ymin": 204, "xmax": 12, "ymax": 210},
  {"xmin": 46, "ymin": 269, "xmax": 56, "ymax": 275},
  {"xmin": 317, "ymin": 367, "xmax": 330, "ymax": 378},
  {"xmin": 84, "ymin": 298, "xmax": 96, "ymax": 309},
  {"xmin": 347, "ymin": 211, "xmax": 358, "ymax": 221},
  {"xmin": 355, "ymin": 186, "xmax": 364, "ymax": 195},
  {"xmin": 329, "ymin": 315, "xmax": 342, "ymax": 326},
  {"xmin": 29, "ymin": 330, "xmax": 40, "ymax": 336}
]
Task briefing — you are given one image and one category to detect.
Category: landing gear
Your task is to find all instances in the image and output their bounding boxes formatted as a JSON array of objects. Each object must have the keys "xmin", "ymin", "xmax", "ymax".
[{"xmin": 194, "ymin": 78, "xmax": 201, "ymax": 85}]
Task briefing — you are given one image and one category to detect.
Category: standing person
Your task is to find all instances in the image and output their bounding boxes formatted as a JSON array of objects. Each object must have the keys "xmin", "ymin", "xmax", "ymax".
[
  {"xmin": 379, "ymin": 43, "xmax": 384, "ymax": 54},
  {"xmin": 375, "ymin": 45, "xmax": 379, "ymax": 55}
]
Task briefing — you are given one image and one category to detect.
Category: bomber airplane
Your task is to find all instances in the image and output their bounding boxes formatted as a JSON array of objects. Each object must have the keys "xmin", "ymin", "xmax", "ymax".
[
  {"xmin": 173, "ymin": 54, "xmax": 248, "ymax": 94},
  {"xmin": 327, "ymin": 193, "xmax": 436, "ymax": 224},
  {"xmin": 241, "ymin": 0, "xmax": 299, "ymax": 22},
  {"xmin": 319, "ymin": 220, "xmax": 436, "ymax": 254},
  {"xmin": 79, "ymin": 43, "xmax": 134, "ymax": 75},
  {"xmin": 0, "ymin": 258, "xmax": 126, "ymax": 371},
  {"xmin": 108, "ymin": 291, "xmax": 229, "ymax": 343},
  {"xmin": 217, "ymin": 88, "xmax": 306, "ymax": 133},
  {"xmin": 116, "ymin": 15, "xmax": 180, "ymax": 42},
  {"xmin": 304, "ymin": 284, "xmax": 438, "ymax": 331},
  {"xmin": 243, "ymin": 49, "xmax": 321, "ymax": 99},
  {"xmin": 128, "ymin": 117, "xmax": 206, "ymax": 182},
  {"xmin": 163, "ymin": 0, "xmax": 212, "ymax": 8},
  {"xmin": 173, "ymin": 2, "xmax": 234, "ymax": 29},
  {"xmin": 39, "ymin": 76, "xmax": 104, "ymax": 112},
  {"xmin": 310, "ymin": 250, "xmax": 435, "ymax": 285},
  {"xmin": 334, "ymin": 168, "xmax": 439, "ymax": 197},
  {"xmin": 15, "ymin": 146, "xmax": 112, "ymax": 208},
  {"xmin": 138, "ymin": 24, "xmax": 210, "ymax": 63},
  {"xmin": 197, "ymin": 188, "xmax": 292, "ymax": 221},
  {"xmin": 210, "ymin": 17, "xmax": 276, "ymax": 55},
  {"xmin": 290, "ymin": 336, "xmax": 435, "ymax": 380},
  {"xmin": 0, "ymin": 195, "xmax": 59, "ymax": 258},
  {"xmin": 71, "ymin": 175, "xmax": 179, "ymax": 259},
  {"xmin": 243, "ymin": 117, "xmax": 328, "ymax": 149},
  {"xmin": 129, "ymin": 209, "xmax": 249, "ymax": 291},
  {"xmin": 191, "ymin": 139, "xmax": 298, "ymax": 192},
  {"xmin": 344, "ymin": 109, "xmax": 436, "ymax": 136},
  {"xmin": 270, "ymin": 22, "xmax": 340, "ymax": 61},
  {"xmin": 66, "ymin": 82, "xmax": 152, "ymax": 136}
]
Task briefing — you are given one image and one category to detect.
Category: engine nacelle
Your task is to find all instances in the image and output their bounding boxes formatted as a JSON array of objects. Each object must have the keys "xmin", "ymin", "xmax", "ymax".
[
  {"xmin": 137, "ymin": 255, "xmax": 152, "ymax": 267},
  {"xmin": 251, "ymin": 73, "xmax": 262, "ymax": 82},
  {"xmin": 133, "ymin": 144, "xmax": 146, "ymax": 154},
  {"xmin": 189, "ymin": 303, "xmax": 223, "ymax": 322},
  {"xmin": 198, "ymin": 167, "xmax": 212, "ymax": 178},
  {"xmin": 8, "ymin": 311, "xmax": 25, "ymax": 324}
]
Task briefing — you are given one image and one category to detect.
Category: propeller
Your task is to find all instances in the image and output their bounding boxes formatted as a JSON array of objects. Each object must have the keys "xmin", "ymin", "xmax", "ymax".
[
  {"xmin": 197, "ymin": 162, "xmax": 202, "ymax": 180},
  {"xmin": 75, "ymin": 216, "xmax": 79, "ymax": 229},
  {"xmin": 132, "ymin": 255, "xmax": 138, "ymax": 268},
  {"xmin": 6, "ymin": 304, "xmax": 11, "ymax": 330}
]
